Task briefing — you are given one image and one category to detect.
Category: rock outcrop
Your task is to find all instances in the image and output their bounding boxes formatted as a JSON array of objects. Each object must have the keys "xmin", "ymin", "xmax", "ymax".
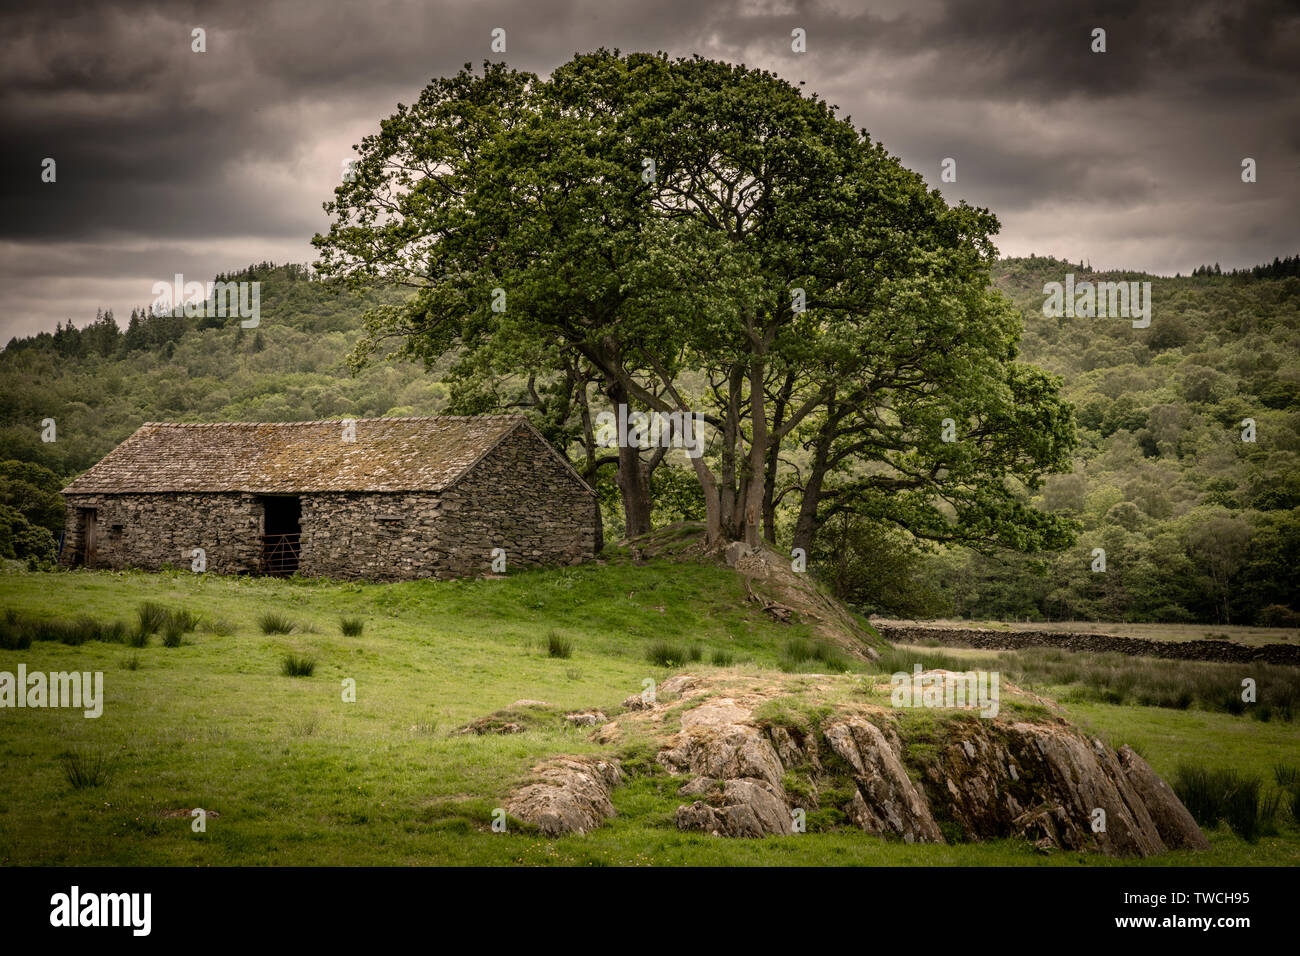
[
  {"xmin": 489, "ymin": 671, "xmax": 1210, "ymax": 856},
  {"xmin": 646, "ymin": 674, "xmax": 1209, "ymax": 856},
  {"xmin": 504, "ymin": 756, "xmax": 622, "ymax": 836}
]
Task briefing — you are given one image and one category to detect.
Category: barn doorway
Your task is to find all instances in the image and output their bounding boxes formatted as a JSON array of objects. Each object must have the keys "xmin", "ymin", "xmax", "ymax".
[
  {"xmin": 259, "ymin": 496, "xmax": 301, "ymax": 576},
  {"xmin": 78, "ymin": 507, "xmax": 98, "ymax": 567}
]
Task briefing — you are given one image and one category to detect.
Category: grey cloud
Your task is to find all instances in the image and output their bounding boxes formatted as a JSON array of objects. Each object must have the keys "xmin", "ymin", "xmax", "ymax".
[{"xmin": 1, "ymin": 0, "xmax": 1296, "ymax": 339}]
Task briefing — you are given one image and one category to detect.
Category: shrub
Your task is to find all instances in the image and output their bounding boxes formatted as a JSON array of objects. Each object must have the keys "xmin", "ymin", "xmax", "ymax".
[
  {"xmin": 280, "ymin": 654, "xmax": 315, "ymax": 677},
  {"xmin": 339, "ymin": 617, "xmax": 364, "ymax": 637},
  {"xmin": 61, "ymin": 749, "xmax": 112, "ymax": 789},
  {"xmin": 546, "ymin": 632, "xmax": 572, "ymax": 659},
  {"xmin": 259, "ymin": 613, "xmax": 295, "ymax": 635},
  {"xmin": 1257, "ymin": 604, "xmax": 1300, "ymax": 628}
]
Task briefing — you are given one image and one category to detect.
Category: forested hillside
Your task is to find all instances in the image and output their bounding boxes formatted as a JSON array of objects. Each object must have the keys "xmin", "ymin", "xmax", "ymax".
[
  {"xmin": 1, "ymin": 257, "xmax": 1296, "ymax": 626},
  {"xmin": 923, "ymin": 256, "xmax": 1300, "ymax": 626}
]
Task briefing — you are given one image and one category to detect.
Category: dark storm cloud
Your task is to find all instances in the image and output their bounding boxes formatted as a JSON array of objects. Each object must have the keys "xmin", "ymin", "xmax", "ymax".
[{"xmin": 1, "ymin": 0, "xmax": 1296, "ymax": 339}]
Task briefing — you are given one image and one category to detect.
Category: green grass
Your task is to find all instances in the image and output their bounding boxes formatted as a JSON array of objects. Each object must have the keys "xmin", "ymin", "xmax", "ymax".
[
  {"xmin": 280, "ymin": 653, "xmax": 316, "ymax": 677},
  {"xmin": 258, "ymin": 611, "xmax": 296, "ymax": 635},
  {"xmin": 0, "ymin": 561, "xmax": 1295, "ymax": 866}
]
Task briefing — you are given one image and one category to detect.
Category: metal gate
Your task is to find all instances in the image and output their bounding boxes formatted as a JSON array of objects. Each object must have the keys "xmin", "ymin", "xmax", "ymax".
[{"xmin": 260, "ymin": 533, "xmax": 300, "ymax": 576}]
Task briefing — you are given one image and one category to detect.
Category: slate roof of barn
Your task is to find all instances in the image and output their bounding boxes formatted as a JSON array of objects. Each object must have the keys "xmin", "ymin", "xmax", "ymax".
[{"xmin": 61, "ymin": 415, "xmax": 592, "ymax": 495}]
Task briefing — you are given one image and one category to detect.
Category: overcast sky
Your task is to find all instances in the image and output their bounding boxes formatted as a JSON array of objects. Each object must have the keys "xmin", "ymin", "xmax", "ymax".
[{"xmin": 1, "ymin": 0, "xmax": 1296, "ymax": 340}]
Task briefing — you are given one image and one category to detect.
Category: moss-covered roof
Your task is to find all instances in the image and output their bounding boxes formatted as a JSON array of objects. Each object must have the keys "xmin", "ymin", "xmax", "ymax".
[{"xmin": 62, "ymin": 415, "xmax": 545, "ymax": 494}]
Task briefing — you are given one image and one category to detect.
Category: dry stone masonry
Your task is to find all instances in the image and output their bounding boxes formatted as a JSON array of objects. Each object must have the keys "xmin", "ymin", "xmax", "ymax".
[
  {"xmin": 874, "ymin": 622, "xmax": 1300, "ymax": 666},
  {"xmin": 60, "ymin": 415, "xmax": 600, "ymax": 580}
]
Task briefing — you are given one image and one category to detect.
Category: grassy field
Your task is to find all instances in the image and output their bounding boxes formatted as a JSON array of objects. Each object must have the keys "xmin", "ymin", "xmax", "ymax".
[{"xmin": 1, "ymin": 563, "xmax": 1297, "ymax": 866}]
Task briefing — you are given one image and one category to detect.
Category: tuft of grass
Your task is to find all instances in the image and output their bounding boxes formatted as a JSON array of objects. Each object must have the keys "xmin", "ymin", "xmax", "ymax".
[
  {"xmin": 259, "ymin": 612, "xmax": 295, "ymax": 635},
  {"xmin": 781, "ymin": 637, "xmax": 850, "ymax": 673},
  {"xmin": 166, "ymin": 608, "xmax": 200, "ymax": 633},
  {"xmin": 546, "ymin": 631, "xmax": 573, "ymax": 659},
  {"xmin": 646, "ymin": 640, "xmax": 687, "ymax": 667},
  {"xmin": 1173, "ymin": 764, "xmax": 1274, "ymax": 842},
  {"xmin": 1274, "ymin": 764, "xmax": 1300, "ymax": 788},
  {"xmin": 120, "ymin": 654, "xmax": 141, "ymax": 671},
  {"xmin": 280, "ymin": 653, "xmax": 316, "ymax": 677},
  {"xmin": 289, "ymin": 715, "xmax": 319, "ymax": 737},
  {"xmin": 60, "ymin": 749, "xmax": 112, "ymax": 790},
  {"xmin": 199, "ymin": 618, "xmax": 235, "ymax": 636},
  {"xmin": 1223, "ymin": 776, "xmax": 1266, "ymax": 842},
  {"xmin": 339, "ymin": 616, "xmax": 364, "ymax": 637},
  {"xmin": 711, "ymin": 649, "xmax": 734, "ymax": 667},
  {"xmin": 127, "ymin": 627, "xmax": 149, "ymax": 648},
  {"xmin": 136, "ymin": 602, "xmax": 168, "ymax": 636},
  {"xmin": 0, "ymin": 608, "xmax": 33, "ymax": 650},
  {"xmin": 161, "ymin": 620, "xmax": 184, "ymax": 648},
  {"xmin": 1273, "ymin": 765, "xmax": 1300, "ymax": 822}
]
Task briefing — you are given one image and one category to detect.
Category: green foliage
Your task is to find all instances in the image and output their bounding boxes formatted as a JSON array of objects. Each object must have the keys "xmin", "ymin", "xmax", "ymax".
[
  {"xmin": 918, "ymin": 258, "xmax": 1300, "ymax": 625},
  {"xmin": 339, "ymin": 616, "xmax": 364, "ymax": 637}
]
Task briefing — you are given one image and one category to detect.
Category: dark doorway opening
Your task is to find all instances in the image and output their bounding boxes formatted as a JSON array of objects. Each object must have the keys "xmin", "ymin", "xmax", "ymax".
[
  {"xmin": 78, "ymin": 507, "xmax": 98, "ymax": 567},
  {"xmin": 259, "ymin": 496, "xmax": 301, "ymax": 576}
]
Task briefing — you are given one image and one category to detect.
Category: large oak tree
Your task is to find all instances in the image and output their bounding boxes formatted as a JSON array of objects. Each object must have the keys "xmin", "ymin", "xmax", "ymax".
[{"xmin": 314, "ymin": 51, "xmax": 1077, "ymax": 553}]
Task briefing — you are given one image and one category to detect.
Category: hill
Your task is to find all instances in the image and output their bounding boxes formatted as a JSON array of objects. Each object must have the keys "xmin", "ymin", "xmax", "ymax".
[
  {"xmin": 1, "ymin": 554, "xmax": 1296, "ymax": 865},
  {"xmin": 1, "ymin": 256, "xmax": 1297, "ymax": 626}
]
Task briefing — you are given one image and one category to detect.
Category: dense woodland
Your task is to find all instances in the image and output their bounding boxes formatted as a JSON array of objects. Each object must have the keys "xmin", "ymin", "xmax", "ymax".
[{"xmin": 1, "ymin": 255, "xmax": 1297, "ymax": 626}]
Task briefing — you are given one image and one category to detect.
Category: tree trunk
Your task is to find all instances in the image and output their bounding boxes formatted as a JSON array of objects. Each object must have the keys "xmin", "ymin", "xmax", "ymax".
[{"xmin": 606, "ymin": 380, "xmax": 653, "ymax": 538}]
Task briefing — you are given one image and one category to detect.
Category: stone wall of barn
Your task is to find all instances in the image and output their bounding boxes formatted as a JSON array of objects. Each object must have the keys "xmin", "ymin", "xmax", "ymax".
[
  {"xmin": 59, "ymin": 492, "xmax": 262, "ymax": 573},
  {"xmin": 297, "ymin": 491, "xmax": 444, "ymax": 581},
  {"xmin": 433, "ymin": 426, "xmax": 600, "ymax": 578},
  {"xmin": 298, "ymin": 428, "xmax": 600, "ymax": 580},
  {"xmin": 60, "ymin": 427, "xmax": 600, "ymax": 580}
]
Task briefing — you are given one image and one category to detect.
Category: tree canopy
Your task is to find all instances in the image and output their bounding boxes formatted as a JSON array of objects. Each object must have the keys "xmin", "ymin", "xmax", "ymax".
[{"xmin": 313, "ymin": 51, "xmax": 1078, "ymax": 553}]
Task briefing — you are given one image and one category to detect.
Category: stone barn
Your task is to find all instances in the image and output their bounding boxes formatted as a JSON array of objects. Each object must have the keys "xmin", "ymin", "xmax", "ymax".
[{"xmin": 59, "ymin": 415, "xmax": 601, "ymax": 580}]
